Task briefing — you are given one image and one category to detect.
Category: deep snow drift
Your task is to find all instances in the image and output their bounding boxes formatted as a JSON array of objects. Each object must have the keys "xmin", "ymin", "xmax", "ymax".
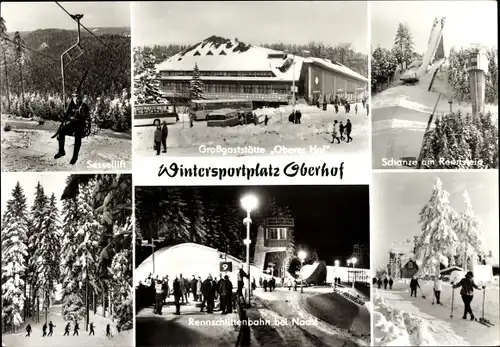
[
  {"xmin": 373, "ymin": 278, "xmax": 499, "ymax": 346},
  {"xmin": 134, "ymin": 103, "xmax": 368, "ymax": 157}
]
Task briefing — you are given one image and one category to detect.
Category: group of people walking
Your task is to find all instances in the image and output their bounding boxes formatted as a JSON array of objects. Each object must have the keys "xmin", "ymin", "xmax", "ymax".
[
  {"xmin": 331, "ymin": 119, "xmax": 353, "ymax": 143},
  {"xmin": 25, "ymin": 321, "xmax": 113, "ymax": 337}
]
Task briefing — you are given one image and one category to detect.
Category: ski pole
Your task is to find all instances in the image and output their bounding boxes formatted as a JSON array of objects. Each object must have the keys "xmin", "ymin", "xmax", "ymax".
[{"xmin": 450, "ymin": 287, "xmax": 454, "ymax": 318}]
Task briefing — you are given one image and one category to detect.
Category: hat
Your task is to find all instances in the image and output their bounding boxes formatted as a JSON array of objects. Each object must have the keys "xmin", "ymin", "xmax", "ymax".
[{"xmin": 162, "ymin": 120, "xmax": 167, "ymax": 125}]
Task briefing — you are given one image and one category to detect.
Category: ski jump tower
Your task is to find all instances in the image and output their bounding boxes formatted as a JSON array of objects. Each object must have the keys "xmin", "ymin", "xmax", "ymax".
[
  {"xmin": 466, "ymin": 46, "xmax": 489, "ymax": 119},
  {"xmin": 417, "ymin": 17, "xmax": 446, "ymax": 78}
]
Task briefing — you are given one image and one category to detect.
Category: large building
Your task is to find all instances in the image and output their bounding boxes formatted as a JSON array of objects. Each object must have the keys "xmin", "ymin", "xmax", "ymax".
[
  {"xmin": 156, "ymin": 35, "xmax": 368, "ymax": 107},
  {"xmin": 253, "ymin": 217, "xmax": 294, "ymax": 278}
]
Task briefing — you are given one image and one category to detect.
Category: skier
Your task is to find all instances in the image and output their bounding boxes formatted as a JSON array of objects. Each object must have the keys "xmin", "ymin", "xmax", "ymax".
[
  {"xmin": 339, "ymin": 121, "xmax": 345, "ymax": 141},
  {"xmin": 73, "ymin": 321, "xmax": 80, "ymax": 336},
  {"xmin": 48, "ymin": 321, "xmax": 55, "ymax": 336},
  {"xmin": 389, "ymin": 277, "xmax": 394, "ymax": 290},
  {"xmin": 26, "ymin": 324, "xmax": 32, "ymax": 337},
  {"xmin": 433, "ymin": 275, "xmax": 443, "ymax": 304},
  {"xmin": 161, "ymin": 120, "xmax": 168, "ymax": 153},
  {"xmin": 384, "ymin": 277, "xmax": 389, "ymax": 290},
  {"xmin": 452, "ymin": 271, "xmax": 485, "ymax": 320},
  {"xmin": 42, "ymin": 322, "xmax": 47, "ymax": 337},
  {"xmin": 63, "ymin": 322, "xmax": 71, "ymax": 336},
  {"xmin": 154, "ymin": 124, "xmax": 162, "ymax": 155},
  {"xmin": 409, "ymin": 276, "xmax": 420, "ymax": 297},
  {"xmin": 106, "ymin": 323, "xmax": 113, "ymax": 337},
  {"xmin": 89, "ymin": 322, "xmax": 95, "ymax": 336},
  {"xmin": 331, "ymin": 120, "xmax": 341, "ymax": 144},
  {"xmin": 345, "ymin": 119, "xmax": 353, "ymax": 143},
  {"xmin": 173, "ymin": 276, "xmax": 182, "ymax": 315},
  {"xmin": 54, "ymin": 90, "xmax": 89, "ymax": 165}
]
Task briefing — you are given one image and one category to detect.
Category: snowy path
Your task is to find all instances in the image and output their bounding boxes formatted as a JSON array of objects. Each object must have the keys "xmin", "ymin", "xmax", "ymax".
[
  {"xmin": 134, "ymin": 104, "xmax": 368, "ymax": 157},
  {"xmin": 1, "ymin": 304, "xmax": 133, "ymax": 347},
  {"xmin": 1, "ymin": 116, "xmax": 131, "ymax": 172},
  {"xmin": 373, "ymin": 280, "xmax": 499, "ymax": 346}
]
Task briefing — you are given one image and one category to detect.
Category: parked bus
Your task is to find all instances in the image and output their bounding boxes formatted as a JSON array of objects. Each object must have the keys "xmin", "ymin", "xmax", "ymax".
[
  {"xmin": 189, "ymin": 99, "xmax": 253, "ymax": 121},
  {"xmin": 134, "ymin": 103, "xmax": 178, "ymax": 126},
  {"xmin": 207, "ymin": 109, "xmax": 240, "ymax": 127}
]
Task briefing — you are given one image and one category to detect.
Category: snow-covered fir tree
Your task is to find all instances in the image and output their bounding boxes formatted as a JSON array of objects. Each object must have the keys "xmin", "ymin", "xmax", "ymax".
[
  {"xmin": 35, "ymin": 193, "xmax": 60, "ymax": 323},
  {"xmin": 133, "ymin": 46, "xmax": 167, "ymax": 104},
  {"xmin": 184, "ymin": 188, "xmax": 207, "ymax": 244},
  {"xmin": 189, "ymin": 63, "xmax": 204, "ymax": 100},
  {"xmin": 28, "ymin": 182, "xmax": 49, "ymax": 320},
  {"xmin": 1, "ymin": 182, "xmax": 29, "ymax": 332},
  {"xmin": 415, "ymin": 177, "xmax": 459, "ymax": 275},
  {"xmin": 455, "ymin": 191, "xmax": 484, "ymax": 271},
  {"xmin": 60, "ymin": 192, "xmax": 85, "ymax": 322}
]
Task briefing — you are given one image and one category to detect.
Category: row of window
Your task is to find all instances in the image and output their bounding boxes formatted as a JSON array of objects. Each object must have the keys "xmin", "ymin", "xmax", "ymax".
[
  {"xmin": 190, "ymin": 101, "xmax": 253, "ymax": 111},
  {"xmin": 134, "ymin": 104, "xmax": 175, "ymax": 115},
  {"xmin": 160, "ymin": 70, "xmax": 274, "ymax": 78},
  {"xmin": 266, "ymin": 227, "xmax": 287, "ymax": 240},
  {"xmin": 161, "ymin": 82, "xmax": 289, "ymax": 94}
]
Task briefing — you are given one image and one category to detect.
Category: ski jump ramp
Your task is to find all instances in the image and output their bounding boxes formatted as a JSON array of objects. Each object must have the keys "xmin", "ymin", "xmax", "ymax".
[{"xmin": 301, "ymin": 261, "xmax": 328, "ymax": 285}]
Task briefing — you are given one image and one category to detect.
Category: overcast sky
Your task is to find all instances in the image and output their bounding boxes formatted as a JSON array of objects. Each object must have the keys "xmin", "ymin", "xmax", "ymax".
[
  {"xmin": 372, "ymin": 172, "xmax": 499, "ymax": 270},
  {"xmin": 371, "ymin": 1, "xmax": 498, "ymax": 55},
  {"xmin": 1, "ymin": 173, "xmax": 66, "ymax": 217},
  {"xmin": 1, "ymin": 2, "xmax": 130, "ymax": 32},
  {"xmin": 133, "ymin": 1, "xmax": 368, "ymax": 53}
]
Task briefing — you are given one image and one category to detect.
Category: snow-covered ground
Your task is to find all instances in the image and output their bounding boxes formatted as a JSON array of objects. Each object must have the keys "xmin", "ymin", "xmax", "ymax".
[
  {"xmin": 1, "ymin": 304, "xmax": 133, "ymax": 347},
  {"xmin": 373, "ymin": 278, "xmax": 499, "ymax": 346},
  {"xmin": 134, "ymin": 103, "xmax": 368, "ymax": 157},
  {"xmin": 1, "ymin": 115, "xmax": 131, "ymax": 172}
]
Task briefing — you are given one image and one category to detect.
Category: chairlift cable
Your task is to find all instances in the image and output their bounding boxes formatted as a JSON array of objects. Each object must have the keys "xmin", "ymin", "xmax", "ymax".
[
  {"xmin": 0, "ymin": 35, "xmax": 59, "ymax": 62},
  {"xmin": 54, "ymin": 1, "xmax": 117, "ymax": 55}
]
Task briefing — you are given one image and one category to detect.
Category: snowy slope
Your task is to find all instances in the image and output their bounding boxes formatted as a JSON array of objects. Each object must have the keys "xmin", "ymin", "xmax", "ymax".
[{"xmin": 373, "ymin": 279, "xmax": 500, "ymax": 346}]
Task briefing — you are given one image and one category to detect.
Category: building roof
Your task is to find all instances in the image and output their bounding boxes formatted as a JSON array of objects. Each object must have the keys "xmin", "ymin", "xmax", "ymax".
[{"xmin": 156, "ymin": 35, "xmax": 367, "ymax": 82}]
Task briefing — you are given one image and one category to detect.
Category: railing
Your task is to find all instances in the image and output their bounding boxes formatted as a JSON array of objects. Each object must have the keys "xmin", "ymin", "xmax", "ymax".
[{"xmin": 266, "ymin": 218, "xmax": 294, "ymax": 226}]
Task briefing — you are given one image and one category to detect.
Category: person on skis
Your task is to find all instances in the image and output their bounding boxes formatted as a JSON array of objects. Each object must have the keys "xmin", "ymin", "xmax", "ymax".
[
  {"xmin": 42, "ymin": 322, "xmax": 47, "ymax": 337},
  {"xmin": 48, "ymin": 321, "xmax": 56, "ymax": 336},
  {"xmin": 89, "ymin": 322, "xmax": 95, "ymax": 336},
  {"xmin": 409, "ymin": 276, "xmax": 420, "ymax": 297},
  {"xmin": 63, "ymin": 322, "xmax": 71, "ymax": 336},
  {"xmin": 452, "ymin": 271, "xmax": 485, "ymax": 321}
]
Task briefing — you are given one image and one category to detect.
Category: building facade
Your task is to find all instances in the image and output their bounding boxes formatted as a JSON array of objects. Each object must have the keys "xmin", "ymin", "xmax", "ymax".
[
  {"xmin": 253, "ymin": 217, "xmax": 294, "ymax": 278},
  {"xmin": 156, "ymin": 36, "xmax": 368, "ymax": 107},
  {"xmin": 350, "ymin": 243, "xmax": 369, "ymax": 269}
]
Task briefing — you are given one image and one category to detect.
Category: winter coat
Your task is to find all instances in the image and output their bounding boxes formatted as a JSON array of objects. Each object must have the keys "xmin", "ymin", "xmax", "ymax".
[
  {"xmin": 453, "ymin": 276, "xmax": 480, "ymax": 296},
  {"xmin": 179, "ymin": 278, "xmax": 186, "ymax": 293},
  {"xmin": 196, "ymin": 279, "xmax": 202, "ymax": 294},
  {"xmin": 201, "ymin": 279, "xmax": 214, "ymax": 298},
  {"xmin": 190, "ymin": 278, "xmax": 198, "ymax": 293},
  {"xmin": 155, "ymin": 281, "xmax": 163, "ymax": 294},
  {"xmin": 339, "ymin": 123, "xmax": 344, "ymax": 133},
  {"xmin": 434, "ymin": 279, "xmax": 442, "ymax": 291},
  {"xmin": 263, "ymin": 279, "xmax": 268, "ymax": 287},
  {"xmin": 384, "ymin": 278, "xmax": 388, "ymax": 285},
  {"xmin": 388, "ymin": 279, "xmax": 393, "ymax": 286},
  {"xmin": 154, "ymin": 128, "xmax": 162, "ymax": 142},
  {"xmin": 238, "ymin": 269, "xmax": 249, "ymax": 282},
  {"xmin": 345, "ymin": 122, "xmax": 352, "ymax": 133},
  {"xmin": 221, "ymin": 278, "xmax": 233, "ymax": 296},
  {"xmin": 410, "ymin": 278, "xmax": 419, "ymax": 289},
  {"xmin": 161, "ymin": 124, "xmax": 168, "ymax": 139},
  {"xmin": 173, "ymin": 279, "xmax": 182, "ymax": 298},
  {"xmin": 332, "ymin": 123, "xmax": 339, "ymax": 134}
]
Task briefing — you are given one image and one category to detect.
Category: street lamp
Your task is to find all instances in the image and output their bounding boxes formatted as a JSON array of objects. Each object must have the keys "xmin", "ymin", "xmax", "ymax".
[
  {"xmin": 334, "ymin": 259, "xmax": 340, "ymax": 291},
  {"xmin": 241, "ymin": 194, "xmax": 258, "ymax": 307},
  {"xmin": 141, "ymin": 237, "xmax": 165, "ymax": 275},
  {"xmin": 298, "ymin": 250, "xmax": 307, "ymax": 293},
  {"xmin": 350, "ymin": 257, "xmax": 357, "ymax": 289}
]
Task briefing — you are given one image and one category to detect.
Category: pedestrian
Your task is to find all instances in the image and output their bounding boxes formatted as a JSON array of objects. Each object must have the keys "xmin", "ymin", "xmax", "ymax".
[
  {"xmin": 264, "ymin": 114, "xmax": 269, "ymax": 126},
  {"xmin": 433, "ymin": 276, "xmax": 443, "ymax": 304},
  {"xmin": 154, "ymin": 124, "xmax": 162, "ymax": 155},
  {"xmin": 26, "ymin": 324, "xmax": 32, "ymax": 337},
  {"xmin": 179, "ymin": 274, "xmax": 187, "ymax": 304},
  {"xmin": 384, "ymin": 277, "xmax": 388, "ymax": 289},
  {"xmin": 331, "ymin": 120, "xmax": 340, "ymax": 144},
  {"xmin": 73, "ymin": 321, "xmax": 79, "ymax": 336},
  {"xmin": 162, "ymin": 275, "xmax": 170, "ymax": 304},
  {"xmin": 339, "ymin": 121, "xmax": 345, "ymax": 141},
  {"xmin": 161, "ymin": 120, "xmax": 168, "ymax": 153},
  {"xmin": 237, "ymin": 266, "xmax": 249, "ymax": 299},
  {"xmin": 154, "ymin": 277, "xmax": 164, "ymax": 315},
  {"xmin": 263, "ymin": 278, "xmax": 268, "ymax": 292},
  {"xmin": 334, "ymin": 103, "xmax": 339, "ymax": 114},
  {"xmin": 409, "ymin": 276, "xmax": 420, "ymax": 297},
  {"xmin": 63, "ymin": 322, "xmax": 71, "ymax": 336},
  {"xmin": 377, "ymin": 278, "xmax": 382, "ymax": 289},
  {"xmin": 212, "ymin": 276, "xmax": 219, "ymax": 310},
  {"xmin": 173, "ymin": 276, "xmax": 182, "ymax": 315},
  {"xmin": 389, "ymin": 277, "xmax": 394, "ymax": 290},
  {"xmin": 217, "ymin": 275, "xmax": 225, "ymax": 310},
  {"xmin": 452, "ymin": 271, "xmax": 485, "ymax": 320},
  {"xmin": 42, "ymin": 322, "xmax": 47, "ymax": 337},
  {"xmin": 355, "ymin": 103, "xmax": 358, "ymax": 114},
  {"xmin": 252, "ymin": 278, "xmax": 257, "ymax": 291},
  {"xmin": 201, "ymin": 275, "xmax": 215, "ymax": 313},
  {"xmin": 366, "ymin": 103, "xmax": 369, "ymax": 117},
  {"xmin": 48, "ymin": 321, "xmax": 55, "ymax": 336},
  {"xmin": 106, "ymin": 323, "xmax": 113, "ymax": 337},
  {"xmin": 345, "ymin": 119, "xmax": 353, "ymax": 142},
  {"xmin": 191, "ymin": 275, "xmax": 198, "ymax": 301},
  {"xmin": 220, "ymin": 275, "xmax": 233, "ymax": 314},
  {"xmin": 259, "ymin": 277, "xmax": 263, "ymax": 288},
  {"xmin": 197, "ymin": 276, "xmax": 202, "ymax": 302},
  {"xmin": 89, "ymin": 322, "xmax": 95, "ymax": 336}
]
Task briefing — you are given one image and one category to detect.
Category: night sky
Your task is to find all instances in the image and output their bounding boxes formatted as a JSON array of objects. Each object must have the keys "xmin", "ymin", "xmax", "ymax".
[{"xmin": 187, "ymin": 185, "xmax": 370, "ymax": 266}]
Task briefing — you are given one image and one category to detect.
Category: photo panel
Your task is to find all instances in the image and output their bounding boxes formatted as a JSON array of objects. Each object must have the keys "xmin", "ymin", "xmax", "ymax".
[
  {"xmin": 371, "ymin": 1, "xmax": 498, "ymax": 169},
  {"xmin": 0, "ymin": 2, "xmax": 132, "ymax": 172},
  {"xmin": 134, "ymin": 185, "xmax": 371, "ymax": 346},
  {"xmin": 132, "ymin": 1, "xmax": 370, "ymax": 178},
  {"xmin": 0, "ymin": 173, "xmax": 133, "ymax": 346},
  {"xmin": 371, "ymin": 171, "xmax": 499, "ymax": 346}
]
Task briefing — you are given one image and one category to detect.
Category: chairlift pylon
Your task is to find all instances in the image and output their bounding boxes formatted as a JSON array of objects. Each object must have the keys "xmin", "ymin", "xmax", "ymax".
[{"xmin": 61, "ymin": 13, "xmax": 84, "ymax": 110}]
